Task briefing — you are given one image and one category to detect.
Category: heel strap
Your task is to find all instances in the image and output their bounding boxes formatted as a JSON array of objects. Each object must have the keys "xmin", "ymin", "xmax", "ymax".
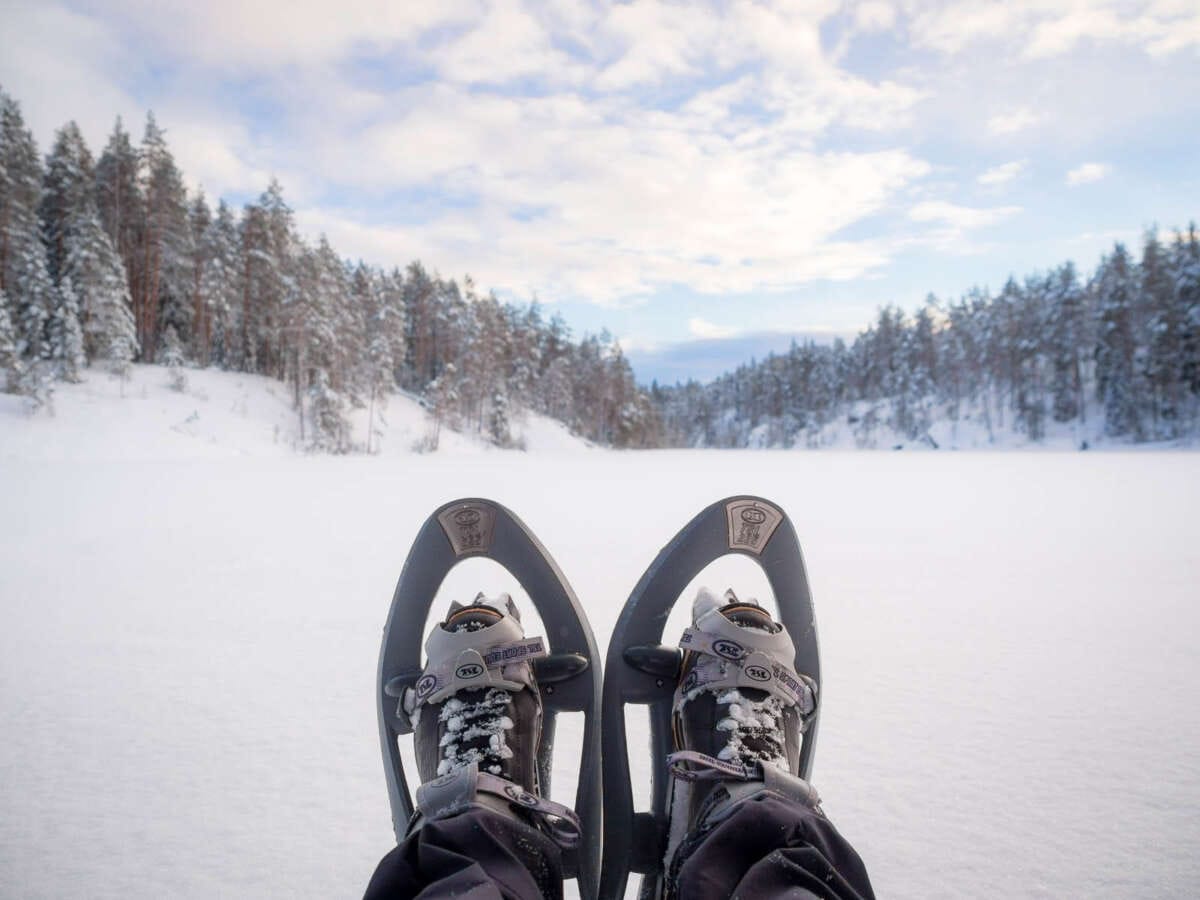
[{"xmin": 410, "ymin": 762, "xmax": 582, "ymax": 850}]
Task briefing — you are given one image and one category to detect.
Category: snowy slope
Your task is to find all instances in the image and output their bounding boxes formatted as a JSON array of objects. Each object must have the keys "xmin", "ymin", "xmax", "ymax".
[
  {"xmin": 0, "ymin": 364, "xmax": 592, "ymax": 460},
  {"xmin": 1, "ymin": 398, "xmax": 1198, "ymax": 898}
]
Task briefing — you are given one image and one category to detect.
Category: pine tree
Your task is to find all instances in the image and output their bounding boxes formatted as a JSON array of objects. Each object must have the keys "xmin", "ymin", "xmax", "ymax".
[
  {"xmin": 0, "ymin": 289, "xmax": 22, "ymax": 391},
  {"xmin": 49, "ymin": 276, "xmax": 85, "ymax": 382},
  {"xmin": 201, "ymin": 200, "xmax": 241, "ymax": 368},
  {"xmin": 40, "ymin": 121, "xmax": 95, "ymax": 286},
  {"xmin": 66, "ymin": 213, "xmax": 137, "ymax": 374},
  {"xmin": 140, "ymin": 113, "xmax": 192, "ymax": 359},
  {"xmin": 1093, "ymin": 244, "xmax": 1143, "ymax": 439},
  {"xmin": 94, "ymin": 118, "xmax": 142, "ymax": 341},
  {"xmin": 0, "ymin": 90, "xmax": 54, "ymax": 368},
  {"xmin": 158, "ymin": 323, "xmax": 186, "ymax": 391}
]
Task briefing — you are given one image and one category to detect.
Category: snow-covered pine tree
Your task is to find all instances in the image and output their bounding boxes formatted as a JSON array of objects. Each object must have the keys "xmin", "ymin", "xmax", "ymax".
[
  {"xmin": 49, "ymin": 276, "xmax": 85, "ymax": 382},
  {"xmin": 140, "ymin": 113, "xmax": 193, "ymax": 360},
  {"xmin": 1172, "ymin": 225, "xmax": 1200, "ymax": 427},
  {"xmin": 0, "ymin": 289, "xmax": 22, "ymax": 392},
  {"xmin": 200, "ymin": 200, "xmax": 241, "ymax": 369},
  {"xmin": 158, "ymin": 323, "xmax": 186, "ymax": 391},
  {"xmin": 186, "ymin": 192, "xmax": 213, "ymax": 363},
  {"xmin": 1046, "ymin": 262, "xmax": 1086, "ymax": 424},
  {"xmin": 94, "ymin": 117, "xmax": 143, "ymax": 344},
  {"xmin": 66, "ymin": 212, "xmax": 137, "ymax": 375},
  {"xmin": 240, "ymin": 180, "xmax": 296, "ymax": 378},
  {"xmin": 0, "ymin": 90, "xmax": 54, "ymax": 370},
  {"xmin": 40, "ymin": 121, "xmax": 95, "ymax": 287},
  {"xmin": 1093, "ymin": 243, "xmax": 1144, "ymax": 439}
]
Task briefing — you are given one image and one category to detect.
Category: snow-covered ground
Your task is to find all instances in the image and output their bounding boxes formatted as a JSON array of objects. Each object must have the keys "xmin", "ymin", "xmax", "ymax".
[
  {"xmin": 2, "ymin": 369, "xmax": 1198, "ymax": 899},
  {"xmin": 0, "ymin": 364, "xmax": 591, "ymax": 460}
]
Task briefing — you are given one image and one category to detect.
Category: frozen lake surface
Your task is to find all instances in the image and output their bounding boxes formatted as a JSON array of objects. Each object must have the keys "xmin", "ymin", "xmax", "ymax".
[{"xmin": 2, "ymin": 450, "xmax": 1198, "ymax": 898}]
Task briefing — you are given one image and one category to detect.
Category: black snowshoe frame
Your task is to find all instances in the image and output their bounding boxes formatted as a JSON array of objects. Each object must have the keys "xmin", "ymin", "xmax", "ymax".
[
  {"xmin": 599, "ymin": 496, "xmax": 821, "ymax": 900},
  {"xmin": 377, "ymin": 498, "xmax": 603, "ymax": 900}
]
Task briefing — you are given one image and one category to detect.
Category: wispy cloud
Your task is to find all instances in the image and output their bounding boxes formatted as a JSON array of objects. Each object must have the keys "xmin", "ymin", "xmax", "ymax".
[
  {"xmin": 977, "ymin": 160, "xmax": 1027, "ymax": 186},
  {"xmin": 1066, "ymin": 162, "xmax": 1112, "ymax": 185},
  {"xmin": 987, "ymin": 108, "xmax": 1041, "ymax": 136},
  {"xmin": 910, "ymin": 1, "xmax": 1200, "ymax": 59},
  {"xmin": 688, "ymin": 318, "xmax": 739, "ymax": 339},
  {"xmin": 909, "ymin": 201, "xmax": 1021, "ymax": 229}
]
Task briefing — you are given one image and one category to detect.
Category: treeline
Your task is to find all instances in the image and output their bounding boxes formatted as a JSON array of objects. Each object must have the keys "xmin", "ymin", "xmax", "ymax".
[
  {"xmin": 654, "ymin": 229, "xmax": 1200, "ymax": 447},
  {"xmin": 0, "ymin": 88, "xmax": 660, "ymax": 450}
]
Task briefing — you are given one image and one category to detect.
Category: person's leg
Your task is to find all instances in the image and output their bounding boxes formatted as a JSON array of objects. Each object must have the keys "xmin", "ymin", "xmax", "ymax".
[
  {"xmin": 365, "ymin": 594, "xmax": 577, "ymax": 900},
  {"xmin": 666, "ymin": 587, "xmax": 876, "ymax": 900},
  {"xmin": 671, "ymin": 790, "xmax": 874, "ymax": 900},
  {"xmin": 365, "ymin": 805, "xmax": 562, "ymax": 900}
]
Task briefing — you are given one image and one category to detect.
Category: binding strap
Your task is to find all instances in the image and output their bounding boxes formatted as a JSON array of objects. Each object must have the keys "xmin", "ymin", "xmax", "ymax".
[
  {"xmin": 666, "ymin": 750, "xmax": 821, "ymax": 811},
  {"xmin": 409, "ymin": 637, "xmax": 548, "ymax": 709},
  {"xmin": 413, "ymin": 762, "xmax": 582, "ymax": 849},
  {"xmin": 678, "ymin": 627, "xmax": 816, "ymax": 713}
]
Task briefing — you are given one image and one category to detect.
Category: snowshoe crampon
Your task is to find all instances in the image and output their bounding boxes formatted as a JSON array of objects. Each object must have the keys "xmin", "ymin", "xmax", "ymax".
[
  {"xmin": 599, "ymin": 496, "xmax": 821, "ymax": 899},
  {"xmin": 378, "ymin": 498, "xmax": 603, "ymax": 899}
]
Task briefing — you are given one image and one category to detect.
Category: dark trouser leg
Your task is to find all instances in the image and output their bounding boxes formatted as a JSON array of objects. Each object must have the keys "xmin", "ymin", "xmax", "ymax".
[
  {"xmin": 364, "ymin": 807, "xmax": 563, "ymax": 900},
  {"xmin": 673, "ymin": 792, "xmax": 876, "ymax": 900}
]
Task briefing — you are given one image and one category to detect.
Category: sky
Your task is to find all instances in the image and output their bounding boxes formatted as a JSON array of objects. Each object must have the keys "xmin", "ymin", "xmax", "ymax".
[{"xmin": 1, "ymin": 0, "xmax": 1199, "ymax": 384}]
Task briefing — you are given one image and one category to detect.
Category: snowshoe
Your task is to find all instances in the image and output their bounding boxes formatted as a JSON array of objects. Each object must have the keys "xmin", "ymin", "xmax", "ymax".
[
  {"xmin": 378, "ymin": 498, "xmax": 602, "ymax": 899},
  {"xmin": 599, "ymin": 496, "xmax": 821, "ymax": 900}
]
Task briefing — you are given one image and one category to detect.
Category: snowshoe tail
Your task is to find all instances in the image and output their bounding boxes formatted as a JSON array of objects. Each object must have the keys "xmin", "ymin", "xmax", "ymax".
[
  {"xmin": 598, "ymin": 496, "xmax": 820, "ymax": 900},
  {"xmin": 378, "ymin": 498, "xmax": 603, "ymax": 900}
]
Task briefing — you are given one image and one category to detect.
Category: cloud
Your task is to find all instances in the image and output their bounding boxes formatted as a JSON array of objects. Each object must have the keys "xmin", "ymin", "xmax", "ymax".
[
  {"xmin": 987, "ymin": 108, "xmax": 1041, "ymax": 136},
  {"xmin": 910, "ymin": 1, "xmax": 1200, "ymax": 59},
  {"xmin": 854, "ymin": 1, "xmax": 897, "ymax": 32},
  {"xmin": 909, "ymin": 201, "xmax": 1021, "ymax": 229},
  {"xmin": 1065, "ymin": 162, "xmax": 1112, "ymax": 185},
  {"xmin": 689, "ymin": 318, "xmax": 738, "ymax": 339},
  {"xmin": 977, "ymin": 160, "xmax": 1026, "ymax": 186}
]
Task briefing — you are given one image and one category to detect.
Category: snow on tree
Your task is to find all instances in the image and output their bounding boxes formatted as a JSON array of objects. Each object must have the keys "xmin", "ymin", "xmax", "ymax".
[
  {"xmin": 1093, "ymin": 244, "xmax": 1143, "ymax": 438},
  {"xmin": 40, "ymin": 121, "xmax": 95, "ymax": 287},
  {"xmin": 49, "ymin": 276, "xmax": 85, "ymax": 382},
  {"xmin": 94, "ymin": 118, "xmax": 142, "ymax": 342},
  {"xmin": 140, "ymin": 113, "xmax": 193, "ymax": 359},
  {"xmin": 200, "ymin": 200, "xmax": 241, "ymax": 369},
  {"xmin": 65, "ymin": 213, "xmax": 137, "ymax": 375},
  {"xmin": 158, "ymin": 323, "xmax": 186, "ymax": 391},
  {"xmin": 0, "ymin": 289, "xmax": 22, "ymax": 392},
  {"xmin": 0, "ymin": 90, "xmax": 54, "ymax": 369}
]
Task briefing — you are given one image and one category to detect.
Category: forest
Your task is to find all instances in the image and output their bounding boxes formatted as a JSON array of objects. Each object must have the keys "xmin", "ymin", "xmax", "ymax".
[
  {"xmin": 0, "ymin": 88, "xmax": 661, "ymax": 451},
  {"xmin": 654, "ymin": 230, "xmax": 1200, "ymax": 448},
  {"xmin": 3, "ymin": 86, "xmax": 1197, "ymax": 450}
]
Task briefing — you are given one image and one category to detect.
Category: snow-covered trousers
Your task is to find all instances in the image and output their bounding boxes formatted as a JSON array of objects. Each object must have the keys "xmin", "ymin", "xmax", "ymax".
[{"xmin": 363, "ymin": 792, "xmax": 875, "ymax": 900}]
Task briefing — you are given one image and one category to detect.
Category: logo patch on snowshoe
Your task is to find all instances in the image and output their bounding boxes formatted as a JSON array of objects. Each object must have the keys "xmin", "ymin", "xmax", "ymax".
[
  {"xmin": 745, "ymin": 664, "xmax": 771, "ymax": 682},
  {"xmin": 740, "ymin": 507, "xmax": 768, "ymax": 525},
  {"xmin": 712, "ymin": 638, "xmax": 745, "ymax": 660},
  {"xmin": 456, "ymin": 663, "xmax": 485, "ymax": 680},
  {"xmin": 504, "ymin": 784, "xmax": 540, "ymax": 807},
  {"xmin": 416, "ymin": 674, "xmax": 438, "ymax": 698},
  {"xmin": 437, "ymin": 503, "xmax": 497, "ymax": 556},
  {"xmin": 725, "ymin": 499, "xmax": 784, "ymax": 554}
]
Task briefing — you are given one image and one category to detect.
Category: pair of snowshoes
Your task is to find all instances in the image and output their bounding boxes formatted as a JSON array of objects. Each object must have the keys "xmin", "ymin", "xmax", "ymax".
[{"xmin": 377, "ymin": 496, "xmax": 821, "ymax": 900}]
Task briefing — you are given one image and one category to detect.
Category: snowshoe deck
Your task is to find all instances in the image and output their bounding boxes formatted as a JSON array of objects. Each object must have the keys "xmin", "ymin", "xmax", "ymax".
[
  {"xmin": 599, "ymin": 496, "xmax": 820, "ymax": 900},
  {"xmin": 378, "ymin": 498, "xmax": 602, "ymax": 900}
]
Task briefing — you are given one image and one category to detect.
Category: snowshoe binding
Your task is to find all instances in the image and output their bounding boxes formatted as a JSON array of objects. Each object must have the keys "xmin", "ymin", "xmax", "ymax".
[
  {"xmin": 599, "ymin": 497, "xmax": 821, "ymax": 900},
  {"xmin": 378, "ymin": 499, "xmax": 602, "ymax": 899}
]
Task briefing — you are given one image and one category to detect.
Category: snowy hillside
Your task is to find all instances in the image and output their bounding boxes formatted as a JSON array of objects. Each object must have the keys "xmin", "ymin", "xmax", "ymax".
[{"xmin": 0, "ymin": 364, "xmax": 592, "ymax": 461}]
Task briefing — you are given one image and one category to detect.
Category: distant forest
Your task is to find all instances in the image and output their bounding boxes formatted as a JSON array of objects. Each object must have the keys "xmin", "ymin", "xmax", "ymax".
[
  {"xmin": 2, "ymin": 87, "xmax": 1197, "ymax": 450},
  {"xmin": 655, "ymin": 228, "xmax": 1200, "ymax": 448}
]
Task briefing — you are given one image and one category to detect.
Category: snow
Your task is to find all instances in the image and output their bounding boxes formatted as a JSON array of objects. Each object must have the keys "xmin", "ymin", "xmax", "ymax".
[
  {"xmin": 0, "ymin": 364, "xmax": 594, "ymax": 460},
  {"xmin": 1, "ymin": 368, "xmax": 1199, "ymax": 899}
]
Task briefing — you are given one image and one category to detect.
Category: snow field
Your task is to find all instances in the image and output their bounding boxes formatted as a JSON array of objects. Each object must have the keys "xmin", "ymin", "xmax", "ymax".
[{"xmin": 1, "ymin": 376, "xmax": 1198, "ymax": 898}]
